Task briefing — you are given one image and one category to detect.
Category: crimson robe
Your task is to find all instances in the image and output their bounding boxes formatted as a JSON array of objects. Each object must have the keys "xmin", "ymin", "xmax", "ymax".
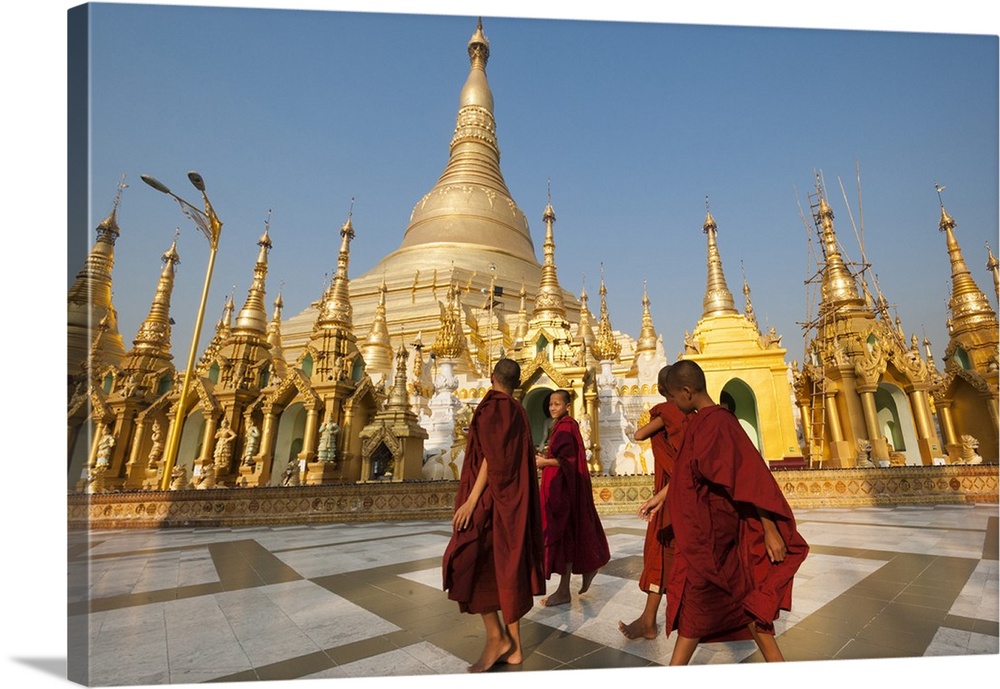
[
  {"xmin": 539, "ymin": 415, "xmax": 610, "ymax": 577},
  {"xmin": 665, "ymin": 405, "xmax": 809, "ymax": 642},
  {"xmin": 638, "ymin": 401, "xmax": 687, "ymax": 594},
  {"xmin": 442, "ymin": 389, "xmax": 546, "ymax": 624}
]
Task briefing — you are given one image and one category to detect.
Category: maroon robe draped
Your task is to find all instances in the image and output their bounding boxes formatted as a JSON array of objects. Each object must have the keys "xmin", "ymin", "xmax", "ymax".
[
  {"xmin": 442, "ymin": 389, "xmax": 545, "ymax": 624},
  {"xmin": 539, "ymin": 415, "xmax": 610, "ymax": 577},
  {"xmin": 639, "ymin": 401, "xmax": 687, "ymax": 594},
  {"xmin": 665, "ymin": 405, "xmax": 809, "ymax": 641}
]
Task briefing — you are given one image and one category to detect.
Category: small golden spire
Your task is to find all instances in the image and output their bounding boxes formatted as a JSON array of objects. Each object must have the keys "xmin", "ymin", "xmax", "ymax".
[
  {"xmin": 576, "ymin": 276, "xmax": 596, "ymax": 351},
  {"xmin": 432, "ymin": 282, "xmax": 466, "ymax": 359},
  {"xmin": 122, "ymin": 233, "xmax": 180, "ymax": 367},
  {"xmin": 635, "ymin": 280, "xmax": 658, "ymax": 354},
  {"xmin": 361, "ymin": 276, "xmax": 393, "ymax": 375},
  {"xmin": 532, "ymin": 181, "xmax": 567, "ymax": 322},
  {"xmin": 813, "ymin": 185, "xmax": 865, "ymax": 313},
  {"xmin": 936, "ymin": 191, "xmax": 998, "ymax": 339},
  {"xmin": 591, "ymin": 265, "xmax": 621, "ymax": 362},
  {"xmin": 317, "ymin": 204, "xmax": 356, "ymax": 328},
  {"xmin": 234, "ymin": 211, "xmax": 273, "ymax": 335},
  {"xmin": 986, "ymin": 241, "xmax": 999, "ymax": 304},
  {"xmin": 702, "ymin": 199, "xmax": 738, "ymax": 318},
  {"xmin": 741, "ymin": 261, "xmax": 759, "ymax": 331}
]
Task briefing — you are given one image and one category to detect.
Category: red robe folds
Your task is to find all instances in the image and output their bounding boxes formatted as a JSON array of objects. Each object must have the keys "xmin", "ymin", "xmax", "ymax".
[
  {"xmin": 539, "ymin": 415, "xmax": 610, "ymax": 577},
  {"xmin": 442, "ymin": 389, "xmax": 546, "ymax": 624},
  {"xmin": 639, "ymin": 401, "xmax": 687, "ymax": 595},
  {"xmin": 665, "ymin": 405, "xmax": 809, "ymax": 642}
]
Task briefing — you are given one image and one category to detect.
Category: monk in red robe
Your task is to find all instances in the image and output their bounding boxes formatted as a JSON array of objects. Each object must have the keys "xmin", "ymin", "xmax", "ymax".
[
  {"xmin": 619, "ymin": 365, "xmax": 687, "ymax": 640},
  {"xmin": 663, "ymin": 360, "xmax": 809, "ymax": 664},
  {"xmin": 535, "ymin": 389, "xmax": 610, "ymax": 606},
  {"xmin": 442, "ymin": 358, "xmax": 545, "ymax": 672}
]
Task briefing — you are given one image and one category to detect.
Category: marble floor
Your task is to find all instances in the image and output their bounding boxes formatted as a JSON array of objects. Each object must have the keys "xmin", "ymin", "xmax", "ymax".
[{"xmin": 67, "ymin": 504, "xmax": 998, "ymax": 687}]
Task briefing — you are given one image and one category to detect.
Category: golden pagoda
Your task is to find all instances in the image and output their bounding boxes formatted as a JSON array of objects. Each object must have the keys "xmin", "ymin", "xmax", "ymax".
[
  {"xmin": 793, "ymin": 185, "xmax": 944, "ymax": 467},
  {"xmin": 681, "ymin": 206, "xmax": 803, "ymax": 465},
  {"xmin": 931, "ymin": 200, "xmax": 999, "ymax": 462},
  {"xmin": 279, "ymin": 19, "xmax": 580, "ymax": 374},
  {"xmin": 69, "ymin": 231, "xmax": 181, "ymax": 491},
  {"xmin": 68, "ymin": 182, "xmax": 128, "ymax": 393}
]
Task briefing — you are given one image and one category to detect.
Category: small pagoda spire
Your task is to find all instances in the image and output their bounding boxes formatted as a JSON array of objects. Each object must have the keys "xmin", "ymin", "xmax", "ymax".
[
  {"xmin": 432, "ymin": 282, "xmax": 466, "ymax": 360},
  {"xmin": 513, "ymin": 281, "xmax": 529, "ymax": 348},
  {"xmin": 126, "ymin": 232, "xmax": 180, "ymax": 363},
  {"xmin": 702, "ymin": 200, "xmax": 738, "ymax": 318},
  {"xmin": 387, "ymin": 342, "xmax": 412, "ymax": 409},
  {"xmin": 267, "ymin": 283, "xmax": 288, "ymax": 384},
  {"xmin": 317, "ymin": 204, "xmax": 356, "ymax": 329},
  {"xmin": 198, "ymin": 293, "xmax": 235, "ymax": 372},
  {"xmin": 741, "ymin": 261, "xmax": 759, "ymax": 332},
  {"xmin": 635, "ymin": 280, "xmax": 658, "ymax": 354},
  {"xmin": 986, "ymin": 241, "xmax": 999, "ymax": 304},
  {"xmin": 233, "ymin": 212, "xmax": 272, "ymax": 335},
  {"xmin": 267, "ymin": 287, "xmax": 286, "ymax": 362},
  {"xmin": 532, "ymin": 181, "xmax": 568, "ymax": 323},
  {"xmin": 936, "ymin": 186, "xmax": 998, "ymax": 338},
  {"xmin": 591, "ymin": 266, "xmax": 621, "ymax": 362},
  {"xmin": 922, "ymin": 330, "xmax": 934, "ymax": 364},
  {"xmin": 814, "ymin": 185, "xmax": 866, "ymax": 313},
  {"xmin": 361, "ymin": 276, "xmax": 394, "ymax": 375}
]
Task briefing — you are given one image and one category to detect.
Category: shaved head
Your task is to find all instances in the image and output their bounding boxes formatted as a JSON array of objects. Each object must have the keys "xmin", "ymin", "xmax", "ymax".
[
  {"xmin": 665, "ymin": 359, "xmax": 706, "ymax": 394},
  {"xmin": 492, "ymin": 358, "xmax": 521, "ymax": 392},
  {"xmin": 657, "ymin": 365, "xmax": 672, "ymax": 390}
]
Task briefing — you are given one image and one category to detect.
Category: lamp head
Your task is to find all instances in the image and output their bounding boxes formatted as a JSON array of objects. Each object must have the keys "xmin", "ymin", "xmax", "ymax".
[
  {"xmin": 187, "ymin": 171, "xmax": 206, "ymax": 191},
  {"xmin": 141, "ymin": 174, "xmax": 171, "ymax": 194}
]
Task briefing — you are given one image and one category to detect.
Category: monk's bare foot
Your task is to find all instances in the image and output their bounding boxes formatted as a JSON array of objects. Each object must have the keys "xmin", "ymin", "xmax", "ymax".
[
  {"xmin": 497, "ymin": 644, "xmax": 523, "ymax": 665},
  {"xmin": 468, "ymin": 635, "xmax": 513, "ymax": 673},
  {"xmin": 618, "ymin": 617, "xmax": 658, "ymax": 640},
  {"xmin": 579, "ymin": 570, "xmax": 598, "ymax": 594},
  {"xmin": 540, "ymin": 590, "xmax": 571, "ymax": 607}
]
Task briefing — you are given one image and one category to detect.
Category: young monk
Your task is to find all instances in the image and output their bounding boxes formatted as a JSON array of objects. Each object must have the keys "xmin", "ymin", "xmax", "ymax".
[
  {"xmin": 535, "ymin": 390, "xmax": 610, "ymax": 607},
  {"xmin": 442, "ymin": 359, "xmax": 546, "ymax": 673},
  {"xmin": 662, "ymin": 359, "xmax": 809, "ymax": 665},
  {"xmin": 618, "ymin": 365, "xmax": 687, "ymax": 640}
]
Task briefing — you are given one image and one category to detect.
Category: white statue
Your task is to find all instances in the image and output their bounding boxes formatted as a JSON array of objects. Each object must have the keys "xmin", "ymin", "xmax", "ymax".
[
  {"xmin": 243, "ymin": 424, "xmax": 260, "ymax": 465},
  {"xmin": 95, "ymin": 429, "xmax": 115, "ymax": 468},
  {"xmin": 317, "ymin": 420, "xmax": 339, "ymax": 464}
]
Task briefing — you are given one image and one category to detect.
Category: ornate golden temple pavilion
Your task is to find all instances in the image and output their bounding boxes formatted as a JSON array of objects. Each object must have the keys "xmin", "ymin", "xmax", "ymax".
[{"xmin": 68, "ymin": 19, "xmax": 998, "ymax": 501}]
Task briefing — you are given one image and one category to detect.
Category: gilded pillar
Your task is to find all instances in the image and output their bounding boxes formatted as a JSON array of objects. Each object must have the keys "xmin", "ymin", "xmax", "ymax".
[
  {"xmin": 798, "ymin": 398, "xmax": 812, "ymax": 449},
  {"xmin": 123, "ymin": 418, "xmax": 147, "ymax": 488},
  {"xmin": 258, "ymin": 407, "xmax": 278, "ymax": 482},
  {"xmin": 824, "ymin": 393, "xmax": 844, "ymax": 442},
  {"xmin": 301, "ymin": 406, "xmax": 319, "ymax": 460},
  {"xmin": 936, "ymin": 400, "xmax": 961, "ymax": 462},
  {"xmin": 858, "ymin": 388, "xmax": 891, "ymax": 461},
  {"xmin": 907, "ymin": 388, "xmax": 944, "ymax": 464},
  {"xmin": 200, "ymin": 414, "xmax": 219, "ymax": 465}
]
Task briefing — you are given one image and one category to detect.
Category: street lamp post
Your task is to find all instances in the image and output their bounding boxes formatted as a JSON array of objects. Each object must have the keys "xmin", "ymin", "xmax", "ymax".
[{"xmin": 141, "ymin": 171, "xmax": 223, "ymax": 491}]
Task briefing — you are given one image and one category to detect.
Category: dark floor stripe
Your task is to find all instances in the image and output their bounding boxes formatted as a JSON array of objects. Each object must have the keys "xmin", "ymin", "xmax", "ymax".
[{"xmin": 983, "ymin": 516, "xmax": 998, "ymax": 560}]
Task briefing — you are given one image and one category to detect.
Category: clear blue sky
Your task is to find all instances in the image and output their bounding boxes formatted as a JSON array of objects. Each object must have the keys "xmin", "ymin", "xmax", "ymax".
[
  {"xmin": 75, "ymin": 1, "xmax": 998, "ymax": 368},
  {"xmin": 4, "ymin": 3, "xmax": 999, "ymax": 689}
]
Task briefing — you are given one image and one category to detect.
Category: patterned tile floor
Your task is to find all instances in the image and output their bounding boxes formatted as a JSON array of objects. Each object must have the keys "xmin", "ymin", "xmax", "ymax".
[{"xmin": 50, "ymin": 504, "xmax": 1000, "ymax": 687}]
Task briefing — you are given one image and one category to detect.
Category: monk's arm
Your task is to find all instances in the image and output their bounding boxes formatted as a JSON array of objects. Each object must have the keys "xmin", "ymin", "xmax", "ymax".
[
  {"xmin": 756, "ymin": 508, "xmax": 787, "ymax": 563},
  {"xmin": 453, "ymin": 458, "xmax": 489, "ymax": 531},
  {"xmin": 535, "ymin": 455, "xmax": 559, "ymax": 468},
  {"xmin": 633, "ymin": 415, "xmax": 665, "ymax": 442},
  {"xmin": 637, "ymin": 482, "xmax": 669, "ymax": 520}
]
